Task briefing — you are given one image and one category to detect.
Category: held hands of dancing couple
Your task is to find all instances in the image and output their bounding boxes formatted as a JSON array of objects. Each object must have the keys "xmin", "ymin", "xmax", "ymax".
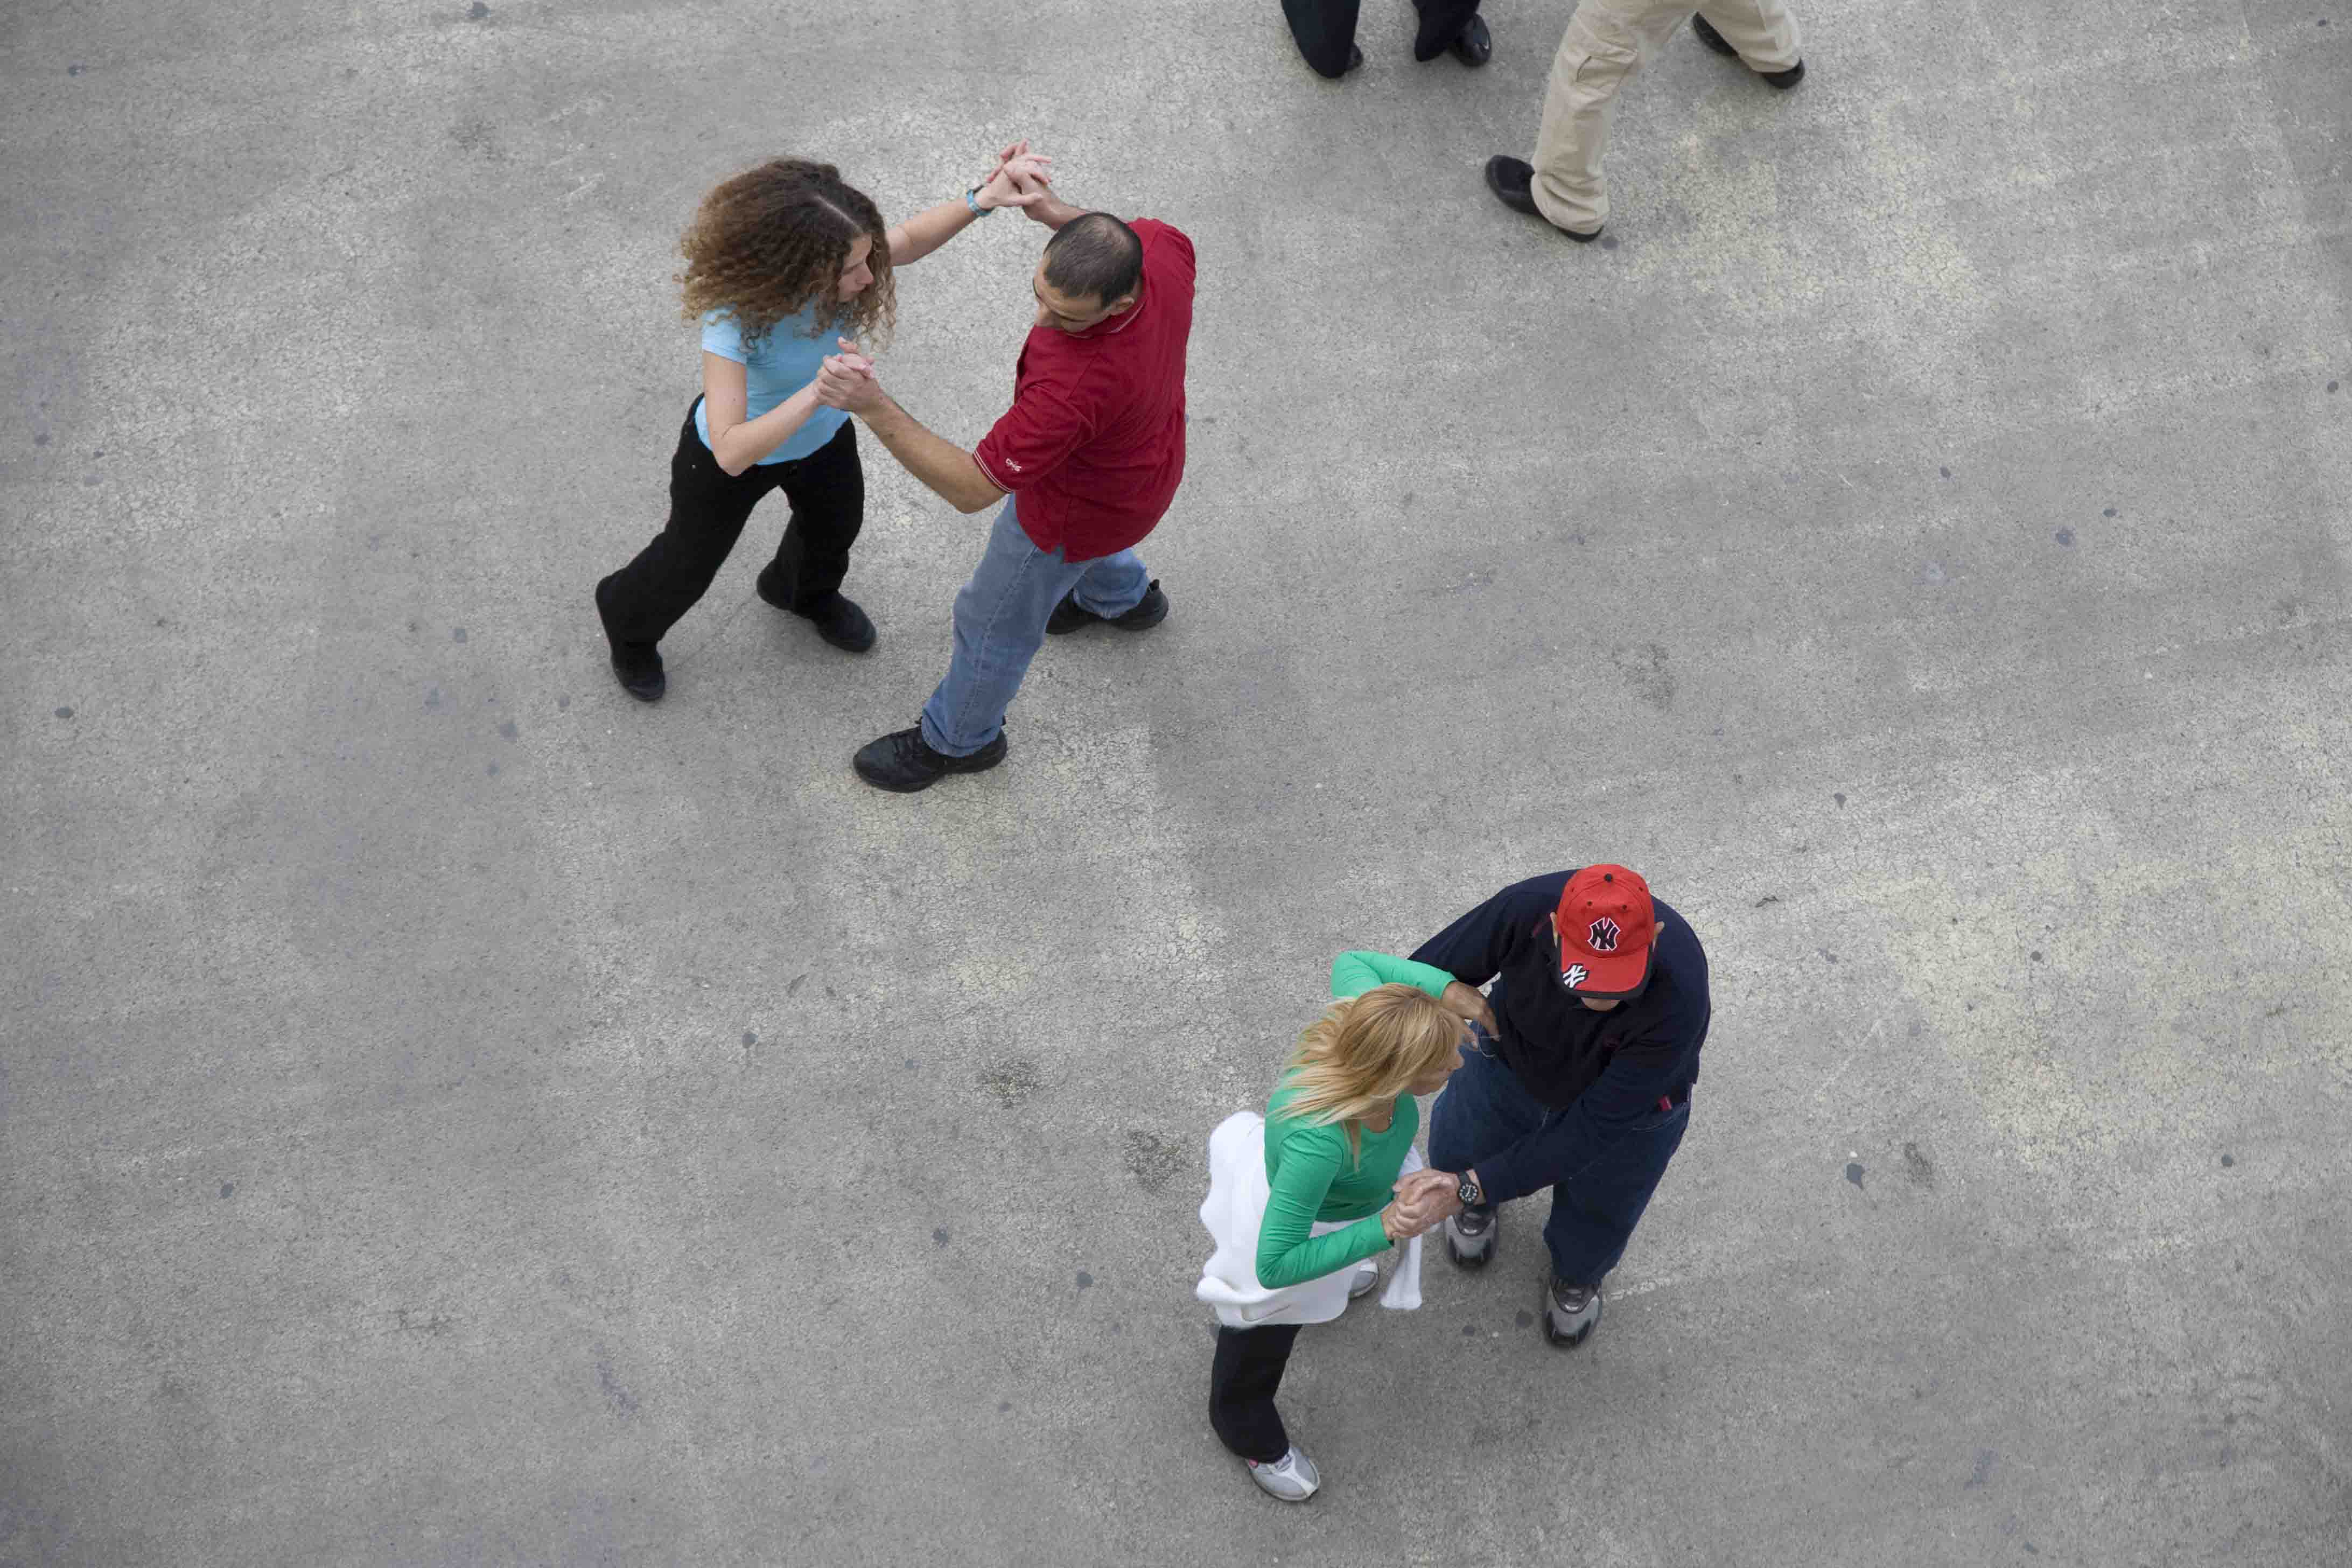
[
  {"xmin": 1377, "ymin": 977, "xmax": 1496, "ymax": 1243},
  {"xmin": 815, "ymin": 142, "xmax": 1060, "ymax": 416}
]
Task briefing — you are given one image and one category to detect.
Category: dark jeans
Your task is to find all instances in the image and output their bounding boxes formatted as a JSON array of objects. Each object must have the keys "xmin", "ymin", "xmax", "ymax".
[
  {"xmin": 1208, "ymin": 1323, "xmax": 1303, "ymax": 1464},
  {"xmin": 597, "ymin": 400, "xmax": 864, "ymax": 647},
  {"xmin": 1427, "ymin": 1033, "xmax": 1690, "ymax": 1287}
]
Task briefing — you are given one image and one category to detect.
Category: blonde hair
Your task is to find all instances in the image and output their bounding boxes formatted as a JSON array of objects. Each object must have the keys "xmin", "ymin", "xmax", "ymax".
[{"xmin": 1279, "ymin": 984, "xmax": 1466, "ymax": 1164}]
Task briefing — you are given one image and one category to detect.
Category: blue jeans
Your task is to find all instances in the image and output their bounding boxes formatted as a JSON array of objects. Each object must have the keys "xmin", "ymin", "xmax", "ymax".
[
  {"xmin": 919, "ymin": 496, "xmax": 1150, "ymax": 757},
  {"xmin": 1427, "ymin": 1030, "xmax": 1690, "ymax": 1287}
]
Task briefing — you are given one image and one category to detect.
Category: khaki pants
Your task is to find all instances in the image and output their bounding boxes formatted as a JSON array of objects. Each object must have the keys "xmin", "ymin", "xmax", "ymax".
[{"xmin": 1530, "ymin": 0, "xmax": 1801, "ymax": 234}]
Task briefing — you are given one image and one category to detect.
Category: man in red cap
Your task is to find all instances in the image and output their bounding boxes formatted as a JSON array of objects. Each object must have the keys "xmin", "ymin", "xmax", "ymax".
[{"xmin": 1396, "ymin": 866, "xmax": 1710, "ymax": 1347}]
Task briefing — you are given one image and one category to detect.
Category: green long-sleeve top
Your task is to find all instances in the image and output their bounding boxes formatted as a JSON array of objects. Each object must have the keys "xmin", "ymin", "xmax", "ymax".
[{"xmin": 1255, "ymin": 950, "xmax": 1458, "ymax": 1290}]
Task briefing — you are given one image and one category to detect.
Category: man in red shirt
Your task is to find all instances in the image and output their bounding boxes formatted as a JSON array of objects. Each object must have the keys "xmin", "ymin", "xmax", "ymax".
[{"xmin": 814, "ymin": 192, "xmax": 1196, "ymax": 792}]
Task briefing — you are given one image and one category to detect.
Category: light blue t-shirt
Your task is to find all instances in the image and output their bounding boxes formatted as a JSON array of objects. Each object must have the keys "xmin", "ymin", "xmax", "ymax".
[{"xmin": 694, "ymin": 303, "xmax": 850, "ymax": 466}]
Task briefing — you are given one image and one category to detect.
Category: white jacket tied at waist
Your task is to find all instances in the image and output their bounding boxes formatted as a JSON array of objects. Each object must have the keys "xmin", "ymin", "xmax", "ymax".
[{"xmin": 1195, "ymin": 1110, "xmax": 1425, "ymax": 1328}]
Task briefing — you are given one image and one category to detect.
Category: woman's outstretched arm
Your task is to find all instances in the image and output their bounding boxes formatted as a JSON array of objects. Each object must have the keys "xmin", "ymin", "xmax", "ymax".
[{"xmin": 886, "ymin": 143, "xmax": 1052, "ymax": 265}]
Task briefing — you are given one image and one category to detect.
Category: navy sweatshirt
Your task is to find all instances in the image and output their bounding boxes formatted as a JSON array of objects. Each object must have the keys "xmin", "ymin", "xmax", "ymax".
[{"xmin": 1410, "ymin": 871, "xmax": 1711, "ymax": 1206}]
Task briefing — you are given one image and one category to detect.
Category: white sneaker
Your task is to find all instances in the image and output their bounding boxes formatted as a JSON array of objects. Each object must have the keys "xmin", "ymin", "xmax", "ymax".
[
  {"xmin": 1346, "ymin": 1259, "xmax": 1381, "ymax": 1300},
  {"xmin": 1245, "ymin": 1445, "xmax": 1321, "ymax": 1502}
]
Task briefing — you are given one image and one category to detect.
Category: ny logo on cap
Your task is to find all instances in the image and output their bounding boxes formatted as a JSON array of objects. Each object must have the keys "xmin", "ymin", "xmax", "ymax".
[
  {"xmin": 1588, "ymin": 918, "xmax": 1621, "ymax": 953},
  {"xmin": 1563, "ymin": 963, "xmax": 1589, "ymax": 988}
]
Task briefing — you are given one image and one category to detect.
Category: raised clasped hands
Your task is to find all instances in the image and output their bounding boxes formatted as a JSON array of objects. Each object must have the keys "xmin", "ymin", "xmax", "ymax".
[
  {"xmin": 815, "ymin": 337, "xmax": 881, "ymax": 414},
  {"xmin": 1382, "ymin": 1167, "xmax": 1465, "ymax": 1242},
  {"xmin": 1439, "ymin": 979, "xmax": 1498, "ymax": 1040},
  {"xmin": 975, "ymin": 138, "xmax": 1055, "ymax": 215}
]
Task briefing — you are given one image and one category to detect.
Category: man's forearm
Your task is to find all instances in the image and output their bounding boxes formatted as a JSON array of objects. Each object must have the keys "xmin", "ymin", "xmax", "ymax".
[
  {"xmin": 859, "ymin": 394, "xmax": 1006, "ymax": 514},
  {"xmin": 1025, "ymin": 193, "xmax": 1087, "ymax": 232}
]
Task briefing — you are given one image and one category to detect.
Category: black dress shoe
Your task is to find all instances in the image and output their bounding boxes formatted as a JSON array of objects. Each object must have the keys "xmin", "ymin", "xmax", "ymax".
[
  {"xmin": 1449, "ymin": 12, "xmax": 1492, "ymax": 66},
  {"xmin": 594, "ymin": 577, "xmax": 666, "ymax": 702},
  {"xmin": 852, "ymin": 726, "xmax": 1008, "ymax": 793},
  {"xmin": 608, "ymin": 642, "xmax": 665, "ymax": 702},
  {"xmin": 1692, "ymin": 13, "xmax": 1803, "ymax": 87},
  {"xmin": 757, "ymin": 569, "xmax": 878, "ymax": 653},
  {"xmin": 1046, "ymin": 579, "xmax": 1168, "ymax": 636},
  {"xmin": 1484, "ymin": 156, "xmax": 1602, "ymax": 241}
]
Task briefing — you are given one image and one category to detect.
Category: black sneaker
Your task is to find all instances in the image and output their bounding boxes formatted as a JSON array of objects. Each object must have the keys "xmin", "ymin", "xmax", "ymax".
[
  {"xmin": 594, "ymin": 577, "xmax": 666, "ymax": 702},
  {"xmin": 1484, "ymin": 156, "xmax": 1602, "ymax": 241},
  {"xmin": 1543, "ymin": 1276, "xmax": 1602, "ymax": 1348},
  {"xmin": 757, "ymin": 569, "xmax": 877, "ymax": 653},
  {"xmin": 1046, "ymin": 579, "xmax": 1168, "ymax": 635},
  {"xmin": 852, "ymin": 726, "xmax": 1008, "ymax": 793},
  {"xmin": 1691, "ymin": 14, "xmax": 1803, "ymax": 87}
]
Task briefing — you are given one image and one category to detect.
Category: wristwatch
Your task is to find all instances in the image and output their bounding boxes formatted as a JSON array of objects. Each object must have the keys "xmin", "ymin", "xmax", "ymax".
[
  {"xmin": 1456, "ymin": 1171, "xmax": 1484, "ymax": 1209},
  {"xmin": 964, "ymin": 185, "xmax": 994, "ymax": 216}
]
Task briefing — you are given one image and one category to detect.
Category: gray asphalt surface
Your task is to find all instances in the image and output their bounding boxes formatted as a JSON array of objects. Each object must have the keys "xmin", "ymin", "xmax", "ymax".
[{"xmin": 4, "ymin": 1, "xmax": 2349, "ymax": 1563}]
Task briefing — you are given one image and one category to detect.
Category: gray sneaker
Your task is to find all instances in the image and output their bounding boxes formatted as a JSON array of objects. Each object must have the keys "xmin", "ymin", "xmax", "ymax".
[
  {"xmin": 1544, "ymin": 1276, "xmax": 1603, "ymax": 1348},
  {"xmin": 1346, "ymin": 1259, "xmax": 1381, "ymax": 1300},
  {"xmin": 1245, "ymin": 1445, "xmax": 1321, "ymax": 1502},
  {"xmin": 1443, "ymin": 1207, "xmax": 1495, "ymax": 1269}
]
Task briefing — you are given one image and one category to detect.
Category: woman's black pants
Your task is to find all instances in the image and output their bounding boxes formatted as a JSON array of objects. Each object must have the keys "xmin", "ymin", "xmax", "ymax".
[
  {"xmin": 1280, "ymin": 0, "xmax": 1483, "ymax": 78},
  {"xmin": 597, "ymin": 400, "xmax": 865, "ymax": 648},
  {"xmin": 1208, "ymin": 1324, "xmax": 1303, "ymax": 1464}
]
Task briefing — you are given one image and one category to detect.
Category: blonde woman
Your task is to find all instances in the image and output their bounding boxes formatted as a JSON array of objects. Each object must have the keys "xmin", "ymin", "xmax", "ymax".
[{"xmin": 1196, "ymin": 951, "xmax": 1493, "ymax": 1501}]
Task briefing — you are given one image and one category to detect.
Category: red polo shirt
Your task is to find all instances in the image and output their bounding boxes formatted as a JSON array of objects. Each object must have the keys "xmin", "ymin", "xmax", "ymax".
[{"xmin": 972, "ymin": 218, "xmax": 1195, "ymax": 562}]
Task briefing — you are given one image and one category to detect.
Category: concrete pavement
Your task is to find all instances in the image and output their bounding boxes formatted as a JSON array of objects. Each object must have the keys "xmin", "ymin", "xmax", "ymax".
[{"xmin": 4, "ymin": 1, "xmax": 2348, "ymax": 1563}]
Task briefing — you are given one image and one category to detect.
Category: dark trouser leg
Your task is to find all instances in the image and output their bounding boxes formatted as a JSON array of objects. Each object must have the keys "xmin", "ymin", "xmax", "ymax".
[
  {"xmin": 1208, "ymin": 1324, "xmax": 1304, "ymax": 1463},
  {"xmin": 1412, "ymin": 0, "xmax": 1482, "ymax": 61},
  {"xmin": 762, "ymin": 420, "xmax": 866, "ymax": 610},
  {"xmin": 598, "ymin": 401, "xmax": 778, "ymax": 646},
  {"xmin": 1280, "ymin": 0, "xmax": 1361, "ymax": 77},
  {"xmin": 1427, "ymin": 1026, "xmax": 1548, "ymax": 1223},
  {"xmin": 1542, "ymin": 1099, "xmax": 1691, "ymax": 1286}
]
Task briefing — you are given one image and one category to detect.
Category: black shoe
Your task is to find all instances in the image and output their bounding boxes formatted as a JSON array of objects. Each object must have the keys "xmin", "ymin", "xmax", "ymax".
[
  {"xmin": 1692, "ymin": 13, "xmax": 1804, "ymax": 87},
  {"xmin": 1046, "ymin": 579, "xmax": 1168, "ymax": 635},
  {"xmin": 594, "ymin": 577, "xmax": 666, "ymax": 702},
  {"xmin": 1484, "ymin": 156, "xmax": 1602, "ymax": 241},
  {"xmin": 757, "ymin": 569, "xmax": 877, "ymax": 653},
  {"xmin": 1449, "ymin": 12, "xmax": 1492, "ymax": 66},
  {"xmin": 852, "ymin": 726, "xmax": 1008, "ymax": 793}
]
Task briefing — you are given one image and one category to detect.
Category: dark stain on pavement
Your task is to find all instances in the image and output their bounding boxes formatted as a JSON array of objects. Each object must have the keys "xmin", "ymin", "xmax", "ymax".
[
  {"xmin": 979, "ymin": 1057, "xmax": 1041, "ymax": 1107},
  {"xmin": 1902, "ymin": 1142, "xmax": 1933, "ymax": 1187},
  {"xmin": 452, "ymin": 627, "xmax": 467, "ymax": 642},
  {"xmin": 498, "ymin": 720, "xmax": 519, "ymax": 741},
  {"xmin": 1075, "ymin": 1271, "xmax": 1093, "ymax": 1290},
  {"xmin": 467, "ymin": 1, "xmax": 489, "ymax": 17},
  {"xmin": 2221, "ymin": 1153, "xmax": 2235, "ymax": 1167},
  {"xmin": 219, "ymin": 1182, "xmax": 235, "ymax": 1198},
  {"xmin": 1611, "ymin": 642, "xmax": 1674, "ymax": 709},
  {"xmin": 1965, "ymin": 1448, "xmax": 1996, "ymax": 1488},
  {"xmin": 1123, "ymin": 1130, "xmax": 1182, "ymax": 1191},
  {"xmin": 596, "ymin": 1356, "xmax": 638, "ymax": 1417},
  {"xmin": 933, "ymin": 1228, "xmax": 950, "ymax": 1247},
  {"xmin": 2055, "ymin": 527, "xmax": 2074, "ymax": 547},
  {"xmin": 1516, "ymin": 1310, "xmax": 1534, "ymax": 1328},
  {"xmin": 54, "ymin": 706, "xmax": 72, "ymax": 719},
  {"xmin": 1845, "ymin": 1161, "xmax": 1865, "ymax": 1189}
]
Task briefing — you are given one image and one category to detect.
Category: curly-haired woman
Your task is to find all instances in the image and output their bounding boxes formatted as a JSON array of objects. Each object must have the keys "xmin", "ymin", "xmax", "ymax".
[
  {"xmin": 593, "ymin": 144, "xmax": 1049, "ymax": 702},
  {"xmin": 1195, "ymin": 951, "xmax": 1493, "ymax": 1501}
]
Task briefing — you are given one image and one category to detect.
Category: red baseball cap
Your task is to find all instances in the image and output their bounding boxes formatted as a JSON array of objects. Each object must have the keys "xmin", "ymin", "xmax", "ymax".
[{"xmin": 1554, "ymin": 865, "xmax": 1657, "ymax": 1000}]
